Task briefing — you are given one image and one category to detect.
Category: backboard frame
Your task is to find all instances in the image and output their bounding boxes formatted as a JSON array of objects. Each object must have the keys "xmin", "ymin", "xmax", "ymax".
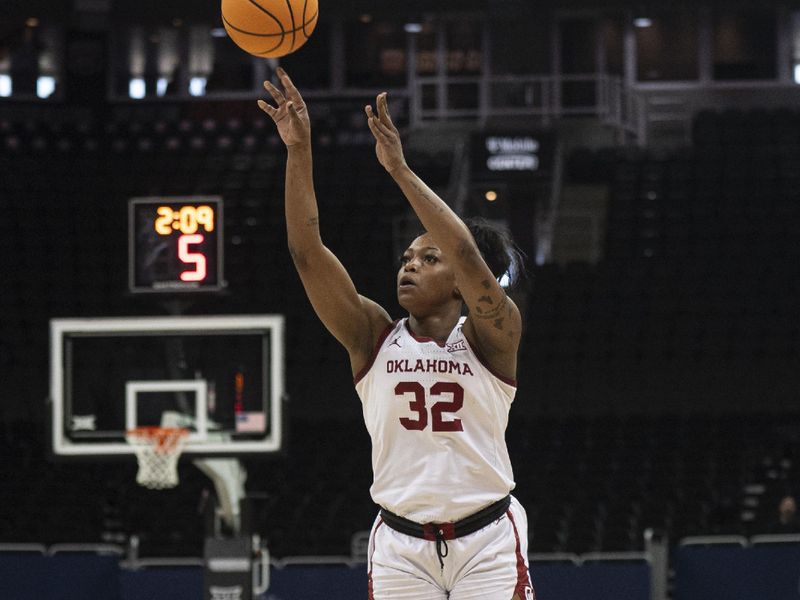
[{"xmin": 49, "ymin": 314, "xmax": 284, "ymax": 458}]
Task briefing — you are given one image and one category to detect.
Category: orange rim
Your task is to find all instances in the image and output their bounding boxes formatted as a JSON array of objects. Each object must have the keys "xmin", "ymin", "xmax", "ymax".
[{"xmin": 126, "ymin": 426, "xmax": 189, "ymax": 450}]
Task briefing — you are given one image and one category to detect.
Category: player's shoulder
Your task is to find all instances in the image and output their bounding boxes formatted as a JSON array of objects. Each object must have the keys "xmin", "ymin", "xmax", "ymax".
[
  {"xmin": 357, "ymin": 295, "xmax": 393, "ymax": 342},
  {"xmin": 351, "ymin": 321, "xmax": 402, "ymax": 384}
]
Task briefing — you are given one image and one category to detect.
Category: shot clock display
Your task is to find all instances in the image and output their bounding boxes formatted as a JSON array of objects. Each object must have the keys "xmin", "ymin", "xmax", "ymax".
[{"xmin": 129, "ymin": 197, "xmax": 225, "ymax": 293}]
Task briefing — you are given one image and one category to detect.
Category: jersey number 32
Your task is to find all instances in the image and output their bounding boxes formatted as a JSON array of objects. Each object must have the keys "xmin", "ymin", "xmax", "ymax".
[{"xmin": 394, "ymin": 381, "xmax": 464, "ymax": 432}]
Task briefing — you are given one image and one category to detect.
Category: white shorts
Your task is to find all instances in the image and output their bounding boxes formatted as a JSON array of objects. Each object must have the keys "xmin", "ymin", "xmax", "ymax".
[{"xmin": 367, "ymin": 496, "xmax": 535, "ymax": 600}]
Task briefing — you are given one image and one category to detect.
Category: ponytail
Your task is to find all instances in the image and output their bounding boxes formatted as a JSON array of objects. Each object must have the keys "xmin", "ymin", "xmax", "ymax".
[{"xmin": 464, "ymin": 216, "xmax": 526, "ymax": 289}]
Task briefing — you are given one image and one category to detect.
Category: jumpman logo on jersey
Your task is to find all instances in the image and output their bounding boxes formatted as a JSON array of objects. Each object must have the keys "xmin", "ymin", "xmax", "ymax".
[{"xmin": 389, "ymin": 336, "xmax": 402, "ymax": 349}]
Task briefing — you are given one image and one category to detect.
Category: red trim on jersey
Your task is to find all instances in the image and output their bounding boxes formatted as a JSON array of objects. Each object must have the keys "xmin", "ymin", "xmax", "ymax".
[
  {"xmin": 403, "ymin": 319, "xmax": 448, "ymax": 348},
  {"xmin": 463, "ymin": 336, "xmax": 518, "ymax": 387},
  {"xmin": 367, "ymin": 518, "xmax": 384, "ymax": 600},
  {"xmin": 507, "ymin": 509, "xmax": 535, "ymax": 600},
  {"xmin": 354, "ymin": 320, "xmax": 399, "ymax": 385}
]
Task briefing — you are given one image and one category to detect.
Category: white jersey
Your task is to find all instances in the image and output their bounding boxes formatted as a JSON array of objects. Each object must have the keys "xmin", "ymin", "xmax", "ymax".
[{"xmin": 354, "ymin": 317, "xmax": 517, "ymax": 523}]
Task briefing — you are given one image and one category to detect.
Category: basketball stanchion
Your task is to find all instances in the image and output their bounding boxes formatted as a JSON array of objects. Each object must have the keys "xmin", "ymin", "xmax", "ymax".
[
  {"xmin": 194, "ymin": 456, "xmax": 248, "ymax": 536},
  {"xmin": 125, "ymin": 426, "xmax": 190, "ymax": 489}
]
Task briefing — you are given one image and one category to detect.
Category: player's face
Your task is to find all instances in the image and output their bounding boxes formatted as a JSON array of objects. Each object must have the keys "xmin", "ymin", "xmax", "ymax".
[{"xmin": 397, "ymin": 233, "xmax": 459, "ymax": 313}]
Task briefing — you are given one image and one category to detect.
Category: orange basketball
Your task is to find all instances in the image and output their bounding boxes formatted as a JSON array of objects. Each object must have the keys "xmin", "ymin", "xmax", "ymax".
[{"xmin": 221, "ymin": 0, "xmax": 318, "ymax": 58}]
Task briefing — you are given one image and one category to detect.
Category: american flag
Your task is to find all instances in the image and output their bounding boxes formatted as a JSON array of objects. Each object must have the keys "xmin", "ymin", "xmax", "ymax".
[{"xmin": 235, "ymin": 411, "xmax": 266, "ymax": 433}]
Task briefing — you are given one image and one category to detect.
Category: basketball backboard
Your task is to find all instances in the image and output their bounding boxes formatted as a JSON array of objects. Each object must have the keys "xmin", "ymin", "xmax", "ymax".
[{"xmin": 49, "ymin": 315, "xmax": 284, "ymax": 457}]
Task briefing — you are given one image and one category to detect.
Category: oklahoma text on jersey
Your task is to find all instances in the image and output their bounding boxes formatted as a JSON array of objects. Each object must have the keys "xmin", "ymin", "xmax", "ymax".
[{"xmin": 385, "ymin": 358, "xmax": 475, "ymax": 376}]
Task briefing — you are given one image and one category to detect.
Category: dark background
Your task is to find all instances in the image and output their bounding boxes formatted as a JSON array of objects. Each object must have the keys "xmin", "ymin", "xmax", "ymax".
[{"xmin": 0, "ymin": 0, "xmax": 798, "ymax": 564}]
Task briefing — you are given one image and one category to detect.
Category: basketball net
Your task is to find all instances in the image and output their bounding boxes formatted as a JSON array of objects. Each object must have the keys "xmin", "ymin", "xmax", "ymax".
[{"xmin": 126, "ymin": 427, "xmax": 189, "ymax": 489}]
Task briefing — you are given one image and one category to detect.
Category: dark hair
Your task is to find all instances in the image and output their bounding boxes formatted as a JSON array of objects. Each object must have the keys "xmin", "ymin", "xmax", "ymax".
[{"xmin": 463, "ymin": 216, "xmax": 526, "ymax": 289}]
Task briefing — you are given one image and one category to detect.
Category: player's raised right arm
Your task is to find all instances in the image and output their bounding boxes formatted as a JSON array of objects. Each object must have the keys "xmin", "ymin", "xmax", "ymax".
[{"xmin": 258, "ymin": 69, "xmax": 391, "ymax": 372}]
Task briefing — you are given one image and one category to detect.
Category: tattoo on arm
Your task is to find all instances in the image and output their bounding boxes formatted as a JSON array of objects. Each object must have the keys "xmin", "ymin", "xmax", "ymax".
[
  {"xmin": 481, "ymin": 280, "xmax": 492, "ymax": 289},
  {"xmin": 307, "ymin": 216, "xmax": 319, "ymax": 227},
  {"xmin": 472, "ymin": 294, "xmax": 509, "ymax": 328},
  {"xmin": 288, "ymin": 244, "xmax": 308, "ymax": 269},
  {"xmin": 410, "ymin": 181, "xmax": 444, "ymax": 213}
]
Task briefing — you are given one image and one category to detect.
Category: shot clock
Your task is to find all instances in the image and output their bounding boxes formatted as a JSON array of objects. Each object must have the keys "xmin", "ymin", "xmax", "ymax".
[{"xmin": 129, "ymin": 197, "xmax": 225, "ymax": 293}]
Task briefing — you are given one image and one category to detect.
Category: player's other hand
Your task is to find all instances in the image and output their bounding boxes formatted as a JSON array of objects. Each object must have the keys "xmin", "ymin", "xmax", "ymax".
[
  {"xmin": 365, "ymin": 92, "xmax": 407, "ymax": 174},
  {"xmin": 258, "ymin": 67, "xmax": 310, "ymax": 148}
]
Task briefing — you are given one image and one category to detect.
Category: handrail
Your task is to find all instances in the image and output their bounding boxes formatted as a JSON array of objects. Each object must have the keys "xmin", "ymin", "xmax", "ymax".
[
  {"xmin": 678, "ymin": 536, "xmax": 748, "ymax": 547},
  {"xmin": 412, "ymin": 73, "xmax": 621, "ymax": 114},
  {"xmin": 47, "ymin": 543, "xmax": 125, "ymax": 556},
  {"xmin": 581, "ymin": 551, "xmax": 650, "ymax": 564},
  {"xmin": 750, "ymin": 534, "xmax": 800, "ymax": 545},
  {"xmin": 271, "ymin": 551, "xmax": 653, "ymax": 568},
  {"xmin": 120, "ymin": 557, "xmax": 205, "ymax": 570},
  {"xmin": 4, "ymin": 538, "xmax": 799, "ymax": 569},
  {"xmin": 0, "ymin": 543, "xmax": 47, "ymax": 555},
  {"xmin": 529, "ymin": 552, "xmax": 580, "ymax": 565},
  {"xmin": 409, "ymin": 72, "xmax": 640, "ymax": 143},
  {"xmin": 0, "ymin": 546, "xmax": 662, "ymax": 573},
  {"xmin": 271, "ymin": 555, "xmax": 360, "ymax": 569},
  {"xmin": 0, "ymin": 546, "xmax": 663, "ymax": 568}
]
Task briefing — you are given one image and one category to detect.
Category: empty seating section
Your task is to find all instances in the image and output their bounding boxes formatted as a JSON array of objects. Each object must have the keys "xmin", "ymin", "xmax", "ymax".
[
  {"xmin": 0, "ymin": 104, "xmax": 798, "ymax": 558},
  {"xmin": 0, "ymin": 413, "xmax": 794, "ymax": 557}
]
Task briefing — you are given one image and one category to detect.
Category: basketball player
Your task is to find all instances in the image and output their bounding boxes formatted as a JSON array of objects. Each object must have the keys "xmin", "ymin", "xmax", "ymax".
[{"xmin": 258, "ymin": 68, "xmax": 535, "ymax": 600}]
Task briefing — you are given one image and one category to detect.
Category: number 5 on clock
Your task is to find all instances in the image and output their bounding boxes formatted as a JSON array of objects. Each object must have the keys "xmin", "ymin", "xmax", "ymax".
[{"xmin": 178, "ymin": 234, "xmax": 207, "ymax": 282}]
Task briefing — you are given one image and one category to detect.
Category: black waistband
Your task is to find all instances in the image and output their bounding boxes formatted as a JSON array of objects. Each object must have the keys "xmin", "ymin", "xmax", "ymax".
[{"xmin": 379, "ymin": 495, "xmax": 512, "ymax": 542}]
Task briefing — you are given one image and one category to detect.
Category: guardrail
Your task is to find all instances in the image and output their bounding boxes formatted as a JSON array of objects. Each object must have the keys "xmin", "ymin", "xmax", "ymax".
[
  {"xmin": 678, "ymin": 533, "xmax": 800, "ymax": 548},
  {"xmin": 410, "ymin": 73, "xmax": 646, "ymax": 144},
  {"xmin": 0, "ymin": 542, "xmax": 653, "ymax": 566}
]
